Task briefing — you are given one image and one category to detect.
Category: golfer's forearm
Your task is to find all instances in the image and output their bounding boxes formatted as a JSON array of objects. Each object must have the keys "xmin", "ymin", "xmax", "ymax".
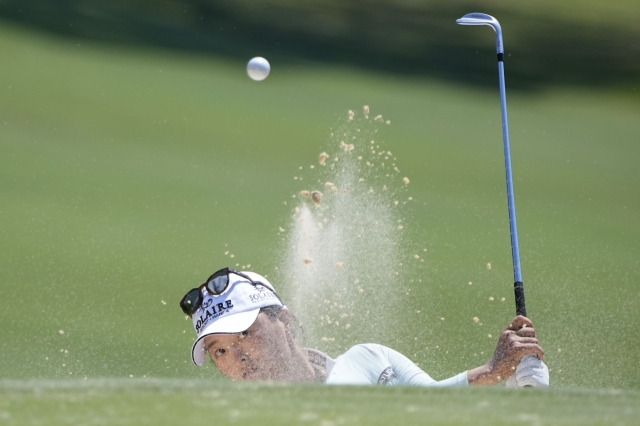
[{"xmin": 467, "ymin": 364, "xmax": 500, "ymax": 386}]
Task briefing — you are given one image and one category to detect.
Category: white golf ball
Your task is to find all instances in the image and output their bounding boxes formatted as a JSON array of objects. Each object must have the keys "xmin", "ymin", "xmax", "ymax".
[{"xmin": 247, "ymin": 57, "xmax": 270, "ymax": 81}]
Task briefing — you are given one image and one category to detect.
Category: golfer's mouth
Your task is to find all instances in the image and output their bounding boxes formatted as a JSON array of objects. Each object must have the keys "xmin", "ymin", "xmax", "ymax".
[{"xmin": 242, "ymin": 367, "xmax": 259, "ymax": 379}]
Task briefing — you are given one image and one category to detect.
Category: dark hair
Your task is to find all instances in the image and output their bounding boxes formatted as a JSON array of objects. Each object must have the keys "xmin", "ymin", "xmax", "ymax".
[
  {"xmin": 259, "ymin": 305, "xmax": 304, "ymax": 343},
  {"xmin": 259, "ymin": 305, "xmax": 284, "ymax": 321}
]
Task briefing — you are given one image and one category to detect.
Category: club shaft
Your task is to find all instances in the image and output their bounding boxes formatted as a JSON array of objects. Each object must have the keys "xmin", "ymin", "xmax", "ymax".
[{"xmin": 498, "ymin": 57, "xmax": 526, "ymax": 317}]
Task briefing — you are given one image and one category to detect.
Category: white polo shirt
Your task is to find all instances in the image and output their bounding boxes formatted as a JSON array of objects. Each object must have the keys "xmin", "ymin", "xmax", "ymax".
[{"xmin": 306, "ymin": 344, "xmax": 468, "ymax": 386}]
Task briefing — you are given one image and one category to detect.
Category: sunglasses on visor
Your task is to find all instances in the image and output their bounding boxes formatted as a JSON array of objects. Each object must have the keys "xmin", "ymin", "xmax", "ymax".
[{"xmin": 179, "ymin": 267, "xmax": 281, "ymax": 316}]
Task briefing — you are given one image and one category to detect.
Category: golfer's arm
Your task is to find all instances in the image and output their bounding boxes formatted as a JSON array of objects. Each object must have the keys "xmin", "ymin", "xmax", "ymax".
[
  {"xmin": 383, "ymin": 346, "xmax": 500, "ymax": 386},
  {"xmin": 382, "ymin": 346, "xmax": 468, "ymax": 387}
]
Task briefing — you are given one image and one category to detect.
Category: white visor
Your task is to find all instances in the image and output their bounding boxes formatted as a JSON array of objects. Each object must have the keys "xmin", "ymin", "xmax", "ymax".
[{"xmin": 188, "ymin": 271, "xmax": 284, "ymax": 366}]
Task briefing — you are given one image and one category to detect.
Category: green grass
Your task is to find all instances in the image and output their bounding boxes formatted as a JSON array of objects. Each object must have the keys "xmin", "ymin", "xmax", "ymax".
[
  {"xmin": 0, "ymin": 17, "xmax": 639, "ymax": 399},
  {"xmin": 1, "ymin": 379, "xmax": 639, "ymax": 426}
]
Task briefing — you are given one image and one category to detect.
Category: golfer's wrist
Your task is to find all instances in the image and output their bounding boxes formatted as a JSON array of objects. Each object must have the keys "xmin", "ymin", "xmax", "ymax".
[{"xmin": 467, "ymin": 363, "xmax": 497, "ymax": 386}]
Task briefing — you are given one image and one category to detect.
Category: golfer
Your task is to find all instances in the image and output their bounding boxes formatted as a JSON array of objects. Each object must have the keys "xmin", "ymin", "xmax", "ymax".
[{"xmin": 180, "ymin": 267, "xmax": 549, "ymax": 386}]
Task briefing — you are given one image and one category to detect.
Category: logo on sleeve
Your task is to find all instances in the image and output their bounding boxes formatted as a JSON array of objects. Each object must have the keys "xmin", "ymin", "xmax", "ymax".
[{"xmin": 377, "ymin": 367, "xmax": 395, "ymax": 385}]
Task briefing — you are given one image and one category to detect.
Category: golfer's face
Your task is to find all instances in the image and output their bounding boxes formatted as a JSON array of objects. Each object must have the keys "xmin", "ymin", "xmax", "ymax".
[{"xmin": 203, "ymin": 313, "xmax": 292, "ymax": 381}]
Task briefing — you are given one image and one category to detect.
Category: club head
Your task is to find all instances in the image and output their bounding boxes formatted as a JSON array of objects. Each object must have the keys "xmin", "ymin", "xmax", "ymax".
[
  {"xmin": 456, "ymin": 13, "xmax": 499, "ymax": 27},
  {"xmin": 456, "ymin": 13, "xmax": 503, "ymax": 54}
]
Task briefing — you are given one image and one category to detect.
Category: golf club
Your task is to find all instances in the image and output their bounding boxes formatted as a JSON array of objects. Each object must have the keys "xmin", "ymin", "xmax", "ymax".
[{"xmin": 456, "ymin": 13, "xmax": 527, "ymax": 318}]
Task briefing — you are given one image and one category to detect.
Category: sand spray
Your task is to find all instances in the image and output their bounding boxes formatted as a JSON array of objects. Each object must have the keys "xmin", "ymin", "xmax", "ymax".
[{"xmin": 276, "ymin": 107, "xmax": 416, "ymax": 354}]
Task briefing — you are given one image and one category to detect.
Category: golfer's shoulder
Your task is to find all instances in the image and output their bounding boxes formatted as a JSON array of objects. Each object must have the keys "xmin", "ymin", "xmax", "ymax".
[
  {"xmin": 328, "ymin": 344, "xmax": 394, "ymax": 385},
  {"xmin": 338, "ymin": 343, "xmax": 393, "ymax": 362}
]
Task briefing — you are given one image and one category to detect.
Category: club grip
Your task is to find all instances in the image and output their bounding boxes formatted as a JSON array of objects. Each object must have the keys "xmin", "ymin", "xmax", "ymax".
[{"xmin": 514, "ymin": 281, "xmax": 526, "ymax": 317}]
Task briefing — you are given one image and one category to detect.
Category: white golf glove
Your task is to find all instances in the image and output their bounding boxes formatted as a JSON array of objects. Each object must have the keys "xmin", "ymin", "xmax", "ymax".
[{"xmin": 505, "ymin": 355, "xmax": 549, "ymax": 388}]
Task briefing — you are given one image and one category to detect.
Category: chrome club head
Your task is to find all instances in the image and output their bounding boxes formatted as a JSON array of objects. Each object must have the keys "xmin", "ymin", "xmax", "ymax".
[
  {"xmin": 456, "ymin": 13, "xmax": 503, "ymax": 54},
  {"xmin": 456, "ymin": 12, "xmax": 498, "ymax": 27}
]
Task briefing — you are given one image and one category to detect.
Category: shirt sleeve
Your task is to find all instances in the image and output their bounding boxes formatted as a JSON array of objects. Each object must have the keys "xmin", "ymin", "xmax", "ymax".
[{"xmin": 380, "ymin": 345, "xmax": 469, "ymax": 387}]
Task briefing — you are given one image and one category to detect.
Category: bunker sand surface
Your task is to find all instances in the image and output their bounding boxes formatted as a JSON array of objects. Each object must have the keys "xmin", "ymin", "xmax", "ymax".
[{"xmin": 1, "ymin": 379, "xmax": 638, "ymax": 426}]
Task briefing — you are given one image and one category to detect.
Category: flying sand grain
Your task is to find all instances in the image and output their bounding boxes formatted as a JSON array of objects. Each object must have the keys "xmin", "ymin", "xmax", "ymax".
[
  {"xmin": 311, "ymin": 190, "xmax": 323, "ymax": 205},
  {"xmin": 319, "ymin": 152, "xmax": 329, "ymax": 165}
]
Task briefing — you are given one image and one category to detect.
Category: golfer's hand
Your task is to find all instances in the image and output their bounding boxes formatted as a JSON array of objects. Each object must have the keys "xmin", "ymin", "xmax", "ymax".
[
  {"xmin": 489, "ymin": 316, "xmax": 544, "ymax": 380},
  {"xmin": 468, "ymin": 315, "xmax": 544, "ymax": 386}
]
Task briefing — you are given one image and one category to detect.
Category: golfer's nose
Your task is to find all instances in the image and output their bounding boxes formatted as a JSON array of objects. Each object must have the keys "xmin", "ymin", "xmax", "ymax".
[{"xmin": 234, "ymin": 347, "xmax": 248, "ymax": 362}]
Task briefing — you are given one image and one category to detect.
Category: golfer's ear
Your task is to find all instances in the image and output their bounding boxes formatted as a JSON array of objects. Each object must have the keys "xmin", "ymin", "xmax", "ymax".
[
  {"xmin": 278, "ymin": 308, "xmax": 304, "ymax": 344},
  {"xmin": 278, "ymin": 308, "xmax": 293, "ymax": 330}
]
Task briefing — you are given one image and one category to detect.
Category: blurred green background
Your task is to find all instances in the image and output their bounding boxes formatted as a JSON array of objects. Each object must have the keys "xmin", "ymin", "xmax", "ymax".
[{"xmin": 1, "ymin": 0, "xmax": 638, "ymax": 391}]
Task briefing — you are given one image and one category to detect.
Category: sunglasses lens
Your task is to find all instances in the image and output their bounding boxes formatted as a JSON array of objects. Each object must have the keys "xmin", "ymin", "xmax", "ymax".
[
  {"xmin": 181, "ymin": 289, "xmax": 202, "ymax": 315},
  {"xmin": 206, "ymin": 271, "xmax": 229, "ymax": 295}
]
